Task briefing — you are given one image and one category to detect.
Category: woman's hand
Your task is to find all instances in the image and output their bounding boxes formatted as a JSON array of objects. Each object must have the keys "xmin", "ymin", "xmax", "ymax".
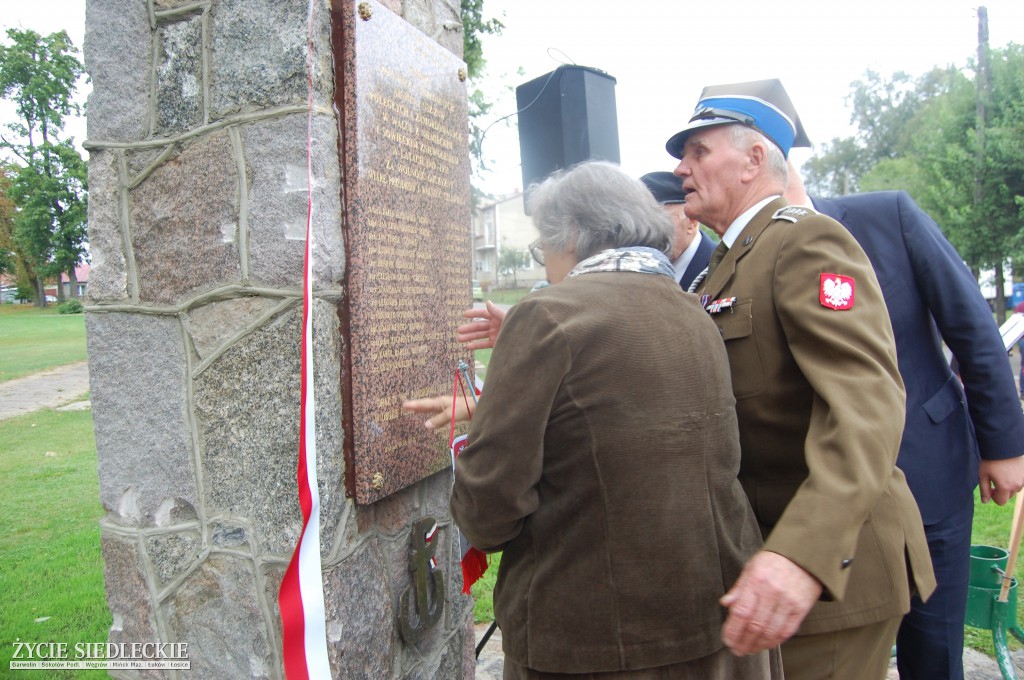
[
  {"xmin": 402, "ymin": 302, "xmax": 498, "ymax": 430},
  {"xmin": 457, "ymin": 300, "xmax": 506, "ymax": 350},
  {"xmin": 402, "ymin": 394, "xmax": 475, "ymax": 430}
]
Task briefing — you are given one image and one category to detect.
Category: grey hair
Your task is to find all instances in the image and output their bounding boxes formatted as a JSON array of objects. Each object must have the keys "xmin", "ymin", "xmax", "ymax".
[
  {"xmin": 526, "ymin": 161, "xmax": 674, "ymax": 261},
  {"xmin": 728, "ymin": 125, "xmax": 788, "ymax": 185}
]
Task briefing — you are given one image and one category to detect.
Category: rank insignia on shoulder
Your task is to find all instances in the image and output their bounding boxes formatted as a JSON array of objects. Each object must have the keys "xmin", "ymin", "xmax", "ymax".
[
  {"xmin": 772, "ymin": 206, "xmax": 817, "ymax": 222},
  {"xmin": 820, "ymin": 273, "xmax": 855, "ymax": 310}
]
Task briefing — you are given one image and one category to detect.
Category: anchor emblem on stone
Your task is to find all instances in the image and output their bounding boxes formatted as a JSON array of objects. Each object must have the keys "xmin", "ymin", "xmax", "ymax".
[{"xmin": 398, "ymin": 517, "xmax": 445, "ymax": 642}]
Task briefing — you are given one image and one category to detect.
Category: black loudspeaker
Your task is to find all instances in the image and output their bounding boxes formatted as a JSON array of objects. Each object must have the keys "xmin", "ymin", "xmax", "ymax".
[{"xmin": 516, "ymin": 65, "xmax": 620, "ymax": 203}]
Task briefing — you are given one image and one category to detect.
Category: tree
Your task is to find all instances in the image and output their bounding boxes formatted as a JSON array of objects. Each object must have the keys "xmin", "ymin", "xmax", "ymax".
[
  {"xmin": 9, "ymin": 141, "xmax": 87, "ymax": 302},
  {"xmin": 803, "ymin": 136, "xmax": 871, "ymax": 196},
  {"xmin": 460, "ymin": 0, "xmax": 503, "ymax": 82},
  {"xmin": 0, "ymin": 166, "xmax": 14, "ymax": 279},
  {"xmin": 460, "ymin": 0, "xmax": 503, "ymax": 201},
  {"xmin": 0, "ymin": 28, "xmax": 88, "ymax": 306},
  {"xmin": 889, "ymin": 46, "xmax": 1024, "ymax": 320},
  {"xmin": 870, "ymin": 68, "xmax": 978, "ymax": 263},
  {"xmin": 804, "ymin": 44, "xmax": 1024, "ymax": 322},
  {"xmin": 803, "ymin": 67, "xmax": 960, "ymax": 195},
  {"xmin": 0, "ymin": 165, "xmax": 43, "ymax": 303},
  {"xmin": 497, "ymin": 246, "xmax": 530, "ymax": 289}
]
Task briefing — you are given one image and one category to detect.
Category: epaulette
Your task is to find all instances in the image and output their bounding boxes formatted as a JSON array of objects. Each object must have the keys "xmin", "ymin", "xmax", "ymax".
[{"xmin": 771, "ymin": 205, "xmax": 818, "ymax": 223}]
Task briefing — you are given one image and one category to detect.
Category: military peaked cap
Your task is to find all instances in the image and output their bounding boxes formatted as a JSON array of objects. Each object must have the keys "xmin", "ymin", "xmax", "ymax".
[
  {"xmin": 665, "ymin": 78, "xmax": 811, "ymax": 159},
  {"xmin": 639, "ymin": 171, "xmax": 686, "ymax": 204}
]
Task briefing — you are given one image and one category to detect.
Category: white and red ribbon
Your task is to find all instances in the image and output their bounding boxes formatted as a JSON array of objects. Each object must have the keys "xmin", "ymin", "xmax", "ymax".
[
  {"xmin": 279, "ymin": 0, "xmax": 331, "ymax": 677},
  {"xmin": 449, "ymin": 371, "xmax": 489, "ymax": 593}
]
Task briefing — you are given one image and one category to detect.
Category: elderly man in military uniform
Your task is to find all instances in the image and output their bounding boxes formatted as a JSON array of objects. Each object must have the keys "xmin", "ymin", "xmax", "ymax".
[{"xmin": 666, "ymin": 79, "xmax": 935, "ymax": 680}]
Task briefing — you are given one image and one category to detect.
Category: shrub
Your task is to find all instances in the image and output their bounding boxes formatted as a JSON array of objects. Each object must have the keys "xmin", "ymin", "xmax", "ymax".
[{"xmin": 57, "ymin": 299, "xmax": 84, "ymax": 314}]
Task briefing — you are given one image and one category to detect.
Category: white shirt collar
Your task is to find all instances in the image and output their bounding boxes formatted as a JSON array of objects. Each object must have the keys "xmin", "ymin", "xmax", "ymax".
[
  {"xmin": 671, "ymin": 230, "xmax": 703, "ymax": 283},
  {"xmin": 720, "ymin": 195, "xmax": 780, "ymax": 248}
]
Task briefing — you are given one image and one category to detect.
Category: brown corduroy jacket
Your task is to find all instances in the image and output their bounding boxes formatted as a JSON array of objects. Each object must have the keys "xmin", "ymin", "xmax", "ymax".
[{"xmin": 452, "ymin": 270, "xmax": 763, "ymax": 673}]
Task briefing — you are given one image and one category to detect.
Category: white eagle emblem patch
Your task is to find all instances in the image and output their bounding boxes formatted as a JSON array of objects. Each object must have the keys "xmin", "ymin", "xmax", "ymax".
[{"xmin": 820, "ymin": 273, "xmax": 855, "ymax": 310}]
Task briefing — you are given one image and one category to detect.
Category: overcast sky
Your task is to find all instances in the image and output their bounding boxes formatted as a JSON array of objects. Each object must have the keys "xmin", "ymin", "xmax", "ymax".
[
  {"xmin": 473, "ymin": 0, "xmax": 1024, "ymax": 195},
  {"xmin": 3, "ymin": 0, "xmax": 1023, "ymax": 197}
]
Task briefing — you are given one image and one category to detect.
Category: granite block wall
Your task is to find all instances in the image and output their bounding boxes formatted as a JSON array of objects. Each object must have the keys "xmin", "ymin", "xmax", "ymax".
[{"xmin": 83, "ymin": 0, "xmax": 474, "ymax": 677}]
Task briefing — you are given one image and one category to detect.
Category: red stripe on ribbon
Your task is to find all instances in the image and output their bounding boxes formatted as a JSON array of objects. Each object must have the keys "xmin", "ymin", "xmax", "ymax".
[
  {"xmin": 449, "ymin": 371, "xmax": 488, "ymax": 594},
  {"xmin": 279, "ymin": 1, "xmax": 330, "ymax": 677}
]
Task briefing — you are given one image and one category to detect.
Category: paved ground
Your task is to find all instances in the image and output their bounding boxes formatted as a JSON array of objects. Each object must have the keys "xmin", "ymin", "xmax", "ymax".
[
  {"xmin": 5, "ymin": 359, "xmax": 1024, "ymax": 678},
  {"xmin": 0, "ymin": 360, "xmax": 90, "ymax": 421},
  {"xmin": 475, "ymin": 624, "xmax": 504, "ymax": 680},
  {"xmin": 474, "ymin": 621, "xmax": 1023, "ymax": 679}
]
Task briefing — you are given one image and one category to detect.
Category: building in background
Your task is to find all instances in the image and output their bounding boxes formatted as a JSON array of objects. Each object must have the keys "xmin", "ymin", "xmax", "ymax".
[
  {"xmin": 42, "ymin": 263, "xmax": 90, "ymax": 300},
  {"xmin": 472, "ymin": 192, "xmax": 546, "ymax": 290},
  {"xmin": 1, "ymin": 263, "xmax": 90, "ymax": 303},
  {"xmin": 980, "ymin": 265, "xmax": 1017, "ymax": 310}
]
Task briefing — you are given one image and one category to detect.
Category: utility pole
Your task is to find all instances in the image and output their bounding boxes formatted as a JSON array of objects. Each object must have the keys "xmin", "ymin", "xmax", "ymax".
[{"xmin": 975, "ymin": 7, "xmax": 1003, "ymax": 320}]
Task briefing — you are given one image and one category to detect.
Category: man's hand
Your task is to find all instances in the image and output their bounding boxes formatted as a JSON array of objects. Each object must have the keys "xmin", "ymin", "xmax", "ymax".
[
  {"xmin": 456, "ymin": 301, "xmax": 506, "ymax": 350},
  {"xmin": 720, "ymin": 551, "xmax": 822, "ymax": 656},
  {"xmin": 979, "ymin": 456, "xmax": 1024, "ymax": 505}
]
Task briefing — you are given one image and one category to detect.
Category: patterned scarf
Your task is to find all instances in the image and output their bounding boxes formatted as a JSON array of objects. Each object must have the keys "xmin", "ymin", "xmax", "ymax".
[{"xmin": 567, "ymin": 246, "xmax": 675, "ymax": 280}]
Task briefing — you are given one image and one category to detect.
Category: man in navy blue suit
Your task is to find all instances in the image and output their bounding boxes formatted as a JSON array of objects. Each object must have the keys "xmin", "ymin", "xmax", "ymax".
[
  {"xmin": 786, "ymin": 171, "xmax": 1024, "ymax": 680},
  {"xmin": 640, "ymin": 171, "xmax": 716, "ymax": 291}
]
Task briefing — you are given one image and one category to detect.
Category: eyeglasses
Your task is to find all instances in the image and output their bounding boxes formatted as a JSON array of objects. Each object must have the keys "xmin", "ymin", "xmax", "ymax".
[{"xmin": 529, "ymin": 238, "xmax": 545, "ymax": 266}]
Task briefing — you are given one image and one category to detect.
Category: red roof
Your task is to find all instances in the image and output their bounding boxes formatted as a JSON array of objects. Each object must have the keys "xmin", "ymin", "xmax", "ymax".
[{"xmin": 59, "ymin": 263, "xmax": 90, "ymax": 283}]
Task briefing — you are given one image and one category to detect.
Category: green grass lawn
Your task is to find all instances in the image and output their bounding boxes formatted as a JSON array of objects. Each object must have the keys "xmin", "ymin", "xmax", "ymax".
[
  {"xmin": 0, "ymin": 408, "xmax": 110, "ymax": 679},
  {"xmin": 480, "ymin": 287, "xmax": 532, "ymax": 306},
  {"xmin": 471, "ymin": 552, "xmax": 501, "ymax": 624},
  {"xmin": 0, "ymin": 304, "xmax": 87, "ymax": 382}
]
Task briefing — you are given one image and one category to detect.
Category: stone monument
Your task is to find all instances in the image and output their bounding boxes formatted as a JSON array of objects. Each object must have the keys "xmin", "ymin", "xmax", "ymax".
[{"xmin": 83, "ymin": 0, "xmax": 476, "ymax": 677}]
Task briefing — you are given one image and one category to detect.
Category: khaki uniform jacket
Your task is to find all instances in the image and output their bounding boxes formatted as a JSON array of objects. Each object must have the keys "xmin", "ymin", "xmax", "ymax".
[
  {"xmin": 451, "ymin": 271, "xmax": 764, "ymax": 673},
  {"xmin": 696, "ymin": 198, "xmax": 935, "ymax": 634}
]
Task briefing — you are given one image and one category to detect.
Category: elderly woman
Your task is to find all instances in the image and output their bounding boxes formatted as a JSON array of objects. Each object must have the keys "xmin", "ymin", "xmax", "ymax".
[{"xmin": 412, "ymin": 162, "xmax": 774, "ymax": 679}]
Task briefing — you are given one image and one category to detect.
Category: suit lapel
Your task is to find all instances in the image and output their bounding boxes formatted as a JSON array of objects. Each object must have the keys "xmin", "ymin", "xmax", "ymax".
[{"xmin": 681, "ymin": 236, "xmax": 715, "ymax": 290}]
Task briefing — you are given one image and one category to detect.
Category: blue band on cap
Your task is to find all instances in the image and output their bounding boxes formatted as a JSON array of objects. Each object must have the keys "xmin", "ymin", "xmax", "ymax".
[{"xmin": 692, "ymin": 96, "xmax": 796, "ymax": 156}]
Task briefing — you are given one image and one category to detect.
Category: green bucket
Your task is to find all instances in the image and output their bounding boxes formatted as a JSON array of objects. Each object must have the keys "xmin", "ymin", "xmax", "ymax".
[
  {"xmin": 966, "ymin": 545, "xmax": 1017, "ymax": 630},
  {"xmin": 970, "ymin": 545, "xmax": 1009, "ymax": 588}
]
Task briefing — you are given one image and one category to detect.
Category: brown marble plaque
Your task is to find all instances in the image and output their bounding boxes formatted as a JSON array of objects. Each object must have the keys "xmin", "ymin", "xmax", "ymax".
[{"xmin": 334, "ymin": 0, "xmax": 473, "ymax": 504}]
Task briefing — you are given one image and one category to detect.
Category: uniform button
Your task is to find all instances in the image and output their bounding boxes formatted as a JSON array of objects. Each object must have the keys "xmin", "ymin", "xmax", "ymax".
[{"xmin": 840, "ymin": 558, "xmax": 854, "ymax": 569}]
